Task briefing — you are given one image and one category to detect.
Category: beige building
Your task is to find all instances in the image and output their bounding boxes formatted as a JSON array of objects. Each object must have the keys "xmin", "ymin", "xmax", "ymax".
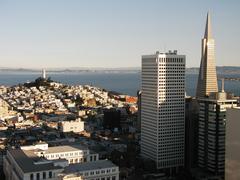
[
  {"xmin": 225, "ymin": 107, "xmax": 240, "ymax": 180},
  {"xmin": 58, "ymin": 119, "xmax": 84, "ymax": 133}
]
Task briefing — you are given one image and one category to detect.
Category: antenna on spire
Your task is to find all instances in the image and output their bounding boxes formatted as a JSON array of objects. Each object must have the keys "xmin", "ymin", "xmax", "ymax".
[{"xmin": 221, "ymin": 78, "xmax": 225, "ymax": 92}]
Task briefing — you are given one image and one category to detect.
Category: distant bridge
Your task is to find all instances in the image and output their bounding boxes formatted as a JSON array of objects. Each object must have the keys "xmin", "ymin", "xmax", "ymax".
[{"xmin": 219, "ymin": 77, "xmax": 240, "ymax": 82}]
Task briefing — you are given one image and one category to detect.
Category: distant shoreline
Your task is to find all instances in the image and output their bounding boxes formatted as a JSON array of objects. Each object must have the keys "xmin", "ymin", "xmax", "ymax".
[{"xmin": 1, "ymin": 66, "xmax": 240, "ymax": 75}]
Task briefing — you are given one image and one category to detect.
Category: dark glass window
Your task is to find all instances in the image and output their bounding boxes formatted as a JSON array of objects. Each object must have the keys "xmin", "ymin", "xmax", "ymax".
[
  {"xmin": 30, "ymin": 174, "xmax": 34, "ymax": 180},
  {"xmin": 36, "ymin": 173, "xmax": 40, "ymax": 180},
  {"xmin": 43, "ymin": 172, "xmax": 46, "ymax": 179},
  {"xmin": 49, "ymin": 171, "xmax": 52, "ymax": 178}
]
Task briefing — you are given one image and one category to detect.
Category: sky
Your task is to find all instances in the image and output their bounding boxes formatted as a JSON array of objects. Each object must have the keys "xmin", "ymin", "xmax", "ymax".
[{"xmin": 0, "ymin": 0, "xmax": 240, "ymax": 68}]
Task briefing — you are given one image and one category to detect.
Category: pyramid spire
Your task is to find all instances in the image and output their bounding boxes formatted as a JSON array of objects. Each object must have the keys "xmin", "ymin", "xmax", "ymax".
[
  {"xmin": 196, "ymin": 12, "xmax": 218, "ymax": 98},
  {"xmin": 204, "ymin": 12, "xmax": 212, "ymax": 39}
]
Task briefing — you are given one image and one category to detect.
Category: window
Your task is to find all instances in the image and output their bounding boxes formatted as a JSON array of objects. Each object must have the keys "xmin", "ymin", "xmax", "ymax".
[
  {"xmin": 49, "ymin": 171, "xmax": 52, "ymax": 178},
  {"xmin": 101, "ymin": 170, "xmax": 105, "ymax": 174},
  {"xmin": 36, "ymin": 173, "xmax": 40, "ymax": 180},
  {"xmin": 30, "ymin": 174, "xmax": 34, "ymax": 180},
  {"xmin": 43, "ymin": 172, "xmax": 46, "ymax": 179},
  {"xmin": 112, "ymin": 176, "xmax": 116, "ymax": 180}
]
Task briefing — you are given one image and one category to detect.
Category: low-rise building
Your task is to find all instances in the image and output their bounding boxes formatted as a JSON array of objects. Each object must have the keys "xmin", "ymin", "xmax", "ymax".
[
  {"xmin": 20, "ymin": 142, "xmax": 98, "ymax": 164},
  {"xmin": 58, "ymin": 119, "xmax": 84, "ymax": 133},
  {"xmin": 4, "ymin": 143, "xmax": 119, "ymax": 180},
  {"xmin": 60, "ymin": 160, "xmax": 119, "ymax": 180},
  {"xmin": 4, "ymin": 149, "xmax": 64, "ymax": 180}
]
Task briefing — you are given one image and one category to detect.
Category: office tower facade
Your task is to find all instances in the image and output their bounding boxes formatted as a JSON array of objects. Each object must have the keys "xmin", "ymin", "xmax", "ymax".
[
  {"xmin": 196, "ymin": 13, "xmax": 218, "ymax": 98},
  {"xmin": 141, "ymin": 50, "xmax": 185, "ymax": 170},
  {"xmin": 225, "ymin": 107, "xmax": 240, "ymax": 180},
  {"xmin": 197, "ymin": 90, "xmax": 237, "ymax": 177}
]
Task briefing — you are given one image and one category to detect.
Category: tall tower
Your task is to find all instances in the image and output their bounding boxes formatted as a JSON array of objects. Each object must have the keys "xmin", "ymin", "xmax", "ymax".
[
  {"xmin": 196, "ymin": 13, "xmax": 237, "ymax": 179},
  {"xmin": 141, "ymin": 50, "xmax": 185, "ymax": 170},
  {"xmin": 42, "ymin": 69, "xmax": 46, "ymax": 79},
  {"xmin": 196, "ymin": 13, "xmax": 218, "ymax": 98}
]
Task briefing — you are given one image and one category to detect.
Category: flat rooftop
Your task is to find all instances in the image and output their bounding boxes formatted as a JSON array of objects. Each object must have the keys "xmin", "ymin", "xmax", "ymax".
[
  {"xmin": 64, "ymin": 160, "xmax": 117, "ymax": 173},
  {"xmin": 8, "ymin": 149, "xmax": 63, "ymax": 173},
  {"xmin": 45, "ymin": 145, "xmax": 88, "ymax": 154}
]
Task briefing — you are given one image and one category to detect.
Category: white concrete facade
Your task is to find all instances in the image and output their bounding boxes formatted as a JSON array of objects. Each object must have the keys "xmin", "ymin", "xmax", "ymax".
[
  {"xmin": 21, "ymin": 142, "xmax": 98, "ymax": 164},
  {"xmin": 4, "ymin": 143, "xmax": 118, "ymax": 180},
  {"xmin": 60, "ymin": 160, "xmax": 119, "ymax": 180},
  {"xmin": 141, "ymin": 51, "xmax": 185, "ymax": 169}
]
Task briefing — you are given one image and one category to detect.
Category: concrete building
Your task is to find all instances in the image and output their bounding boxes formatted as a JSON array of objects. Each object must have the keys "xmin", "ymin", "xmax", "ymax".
[
  {"xmin": 3, "ymin": 149, "xmax": 64, "ymax": 180},
  {"xmin": 58, "ymin": 119, "xmax": 84, "ymax": 133},
  {"xmin": 4, "ymin": 143, "xmax": 119, "ymax": 180},
  {"xmin": 196, "ymin": 13, "xmax": 218, "ymax": 99},
  {"xmin": 141, "ymin": 50, "xmax": 186, "ymax": 170},
  {"xmin": 20, "ymin": 142, "xmax": 98, "ymax": 164},
  {"xmin": 225, "ymin": 107, "xmax": 240, "ymax": 180},
  {"xmin": 60, "ymin": 160, "xmax": 119, "ymax": 180}
]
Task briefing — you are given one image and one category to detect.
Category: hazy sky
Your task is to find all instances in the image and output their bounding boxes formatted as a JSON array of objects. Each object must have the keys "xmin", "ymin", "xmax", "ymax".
[{"xmin": 0, "ymin": 0, "xmax": 239, "ymax": 68}]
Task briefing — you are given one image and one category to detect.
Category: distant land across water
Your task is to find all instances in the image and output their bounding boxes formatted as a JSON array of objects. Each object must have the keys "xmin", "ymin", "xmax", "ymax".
[{"xmin": 0, "ymin": 70, "xmax": 240, "ymax": 97}]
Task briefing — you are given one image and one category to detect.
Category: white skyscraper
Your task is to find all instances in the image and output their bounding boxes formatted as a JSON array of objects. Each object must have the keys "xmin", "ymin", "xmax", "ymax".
[{"xmin": 141, "ymin": 50, "xmax": 185, "ymax": 170}]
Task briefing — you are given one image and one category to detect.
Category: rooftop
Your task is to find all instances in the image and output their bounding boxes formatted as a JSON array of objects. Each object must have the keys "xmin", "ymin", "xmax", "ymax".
[
  {"xmin": 45, "ymin": 145, "xmax": 88, "ymax": 154},
  {"xmin": 8, "ymin": 149, "xmax": 63, "ymax": 173},
  {"xmin": 63, "ymin": 160, "xmax": 117, "ymax": 173}
]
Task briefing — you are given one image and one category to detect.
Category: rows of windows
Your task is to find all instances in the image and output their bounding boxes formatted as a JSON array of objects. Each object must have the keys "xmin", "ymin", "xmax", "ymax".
[
  {"xmin": 30, "ymin": 171, "xmax": 52, "ymax": 180},
  {"xmin": 81, "ymin": 168, "xmax": 117, "ymax": 177},
  {"xmin": 44, "ymin": 151, "xmax": 86, "ymax": 159},
  {"xmin": 92, "ymin": 176, "xmax": 116, "ymax": 180},
  {"xmin": 158, "ymin": 58, "xmax": 184, "ymax": 63}
]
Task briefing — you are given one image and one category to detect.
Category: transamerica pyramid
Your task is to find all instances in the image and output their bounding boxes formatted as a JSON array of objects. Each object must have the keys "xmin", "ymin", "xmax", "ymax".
[{"xmin": 196, "ymin": 12, "xmax": 218, "ymax": 98}]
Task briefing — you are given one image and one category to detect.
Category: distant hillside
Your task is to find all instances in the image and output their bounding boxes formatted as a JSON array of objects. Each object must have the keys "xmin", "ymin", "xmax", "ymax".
[
  {"xmin": 0, "ymin": 66, "xmax": 240, "ymax": 74},
  {"xmin": 186, "ymin": 66, "xmax": 240, "ymax": 74}
]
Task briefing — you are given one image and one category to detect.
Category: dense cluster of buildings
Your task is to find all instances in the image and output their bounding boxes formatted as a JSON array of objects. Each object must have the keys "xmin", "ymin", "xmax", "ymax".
[
  {"xmin": 0, "ymin": 72, "xmax": 139, "ymax": 179},
  {"xmin": 0, "ymin": 12, "xmax": 239, "ymax": 180}
]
